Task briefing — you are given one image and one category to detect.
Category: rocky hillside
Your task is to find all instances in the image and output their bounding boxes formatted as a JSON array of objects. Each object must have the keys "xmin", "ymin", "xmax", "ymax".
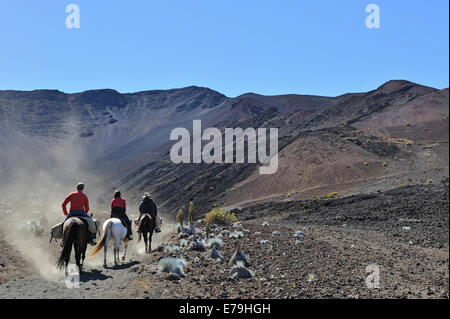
[
  {"xmin": 119, "ymin": 81, "xmax": 449, "ymax": 217},
  {"xmin": 0, "ymin": 80, "xmax": 448, "ymax": 218}
]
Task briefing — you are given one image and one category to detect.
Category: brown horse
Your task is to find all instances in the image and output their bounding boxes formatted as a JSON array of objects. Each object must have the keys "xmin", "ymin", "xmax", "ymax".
[
  {"xmin": 56, "ymin": 217, "xmax": 89, "ymax": 273},
  {"xmin": 137, "ymin": 214, "xmax": 156, "ymax": 253}
]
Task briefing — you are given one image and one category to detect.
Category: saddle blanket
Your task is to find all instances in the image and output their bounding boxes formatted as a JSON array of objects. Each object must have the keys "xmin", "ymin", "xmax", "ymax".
[{"xmin": 50, "ymin": 216, "xmax": 97, "ymax": 240}]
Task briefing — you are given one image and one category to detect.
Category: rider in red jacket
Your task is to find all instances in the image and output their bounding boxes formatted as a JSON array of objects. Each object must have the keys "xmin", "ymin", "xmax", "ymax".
[
  {"xmin": 110, "ymin": 190, "xmax": 133, "ymax": 240},
  {"xmin": 62, "ymin": 183, "xmax": 96, "ymax": 245}
]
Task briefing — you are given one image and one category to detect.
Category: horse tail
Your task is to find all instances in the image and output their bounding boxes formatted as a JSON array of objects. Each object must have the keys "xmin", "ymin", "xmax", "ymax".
[
  {"xmin": 137, "ymin": 231, "xmax": 141, "ymax": 243},
  {"xmin": 56, "ymin": 221, "xmax": 78, "ymax": 269},
  {"xmin": 89, "ymin": 219, "xmax": 112, "ymax": 258}
]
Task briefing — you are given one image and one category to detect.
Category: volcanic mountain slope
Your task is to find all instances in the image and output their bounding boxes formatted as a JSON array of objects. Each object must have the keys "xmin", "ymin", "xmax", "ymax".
[
  {"xmin": 119, "ymin": 80, "xmax": 449, "ymax": 217},
  {"xmin": 0, "ymin": 80, "xmax": 448, "ymax": 217},
  {"xmin": 0, "ymin": 85, "xmax": 336, "ymax": 190}
]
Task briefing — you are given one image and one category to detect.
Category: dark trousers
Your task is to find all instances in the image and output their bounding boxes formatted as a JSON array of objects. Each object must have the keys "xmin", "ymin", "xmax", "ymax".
[{"xmin": 111, "ymin": 212, "xmax": 132, "ymax": 236}]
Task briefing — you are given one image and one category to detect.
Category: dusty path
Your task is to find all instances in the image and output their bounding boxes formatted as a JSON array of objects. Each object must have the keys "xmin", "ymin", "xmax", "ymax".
[
  {"xmin": 0, "ymin": 214, "xmax": 174, "ymax": 299},
  {"xmin": 0, "ymin": 180, "xmax": 448, "ymax": 299},
  {"xmin": 0, "ymin": 256, "xmax": 142, "ymax": 299}
]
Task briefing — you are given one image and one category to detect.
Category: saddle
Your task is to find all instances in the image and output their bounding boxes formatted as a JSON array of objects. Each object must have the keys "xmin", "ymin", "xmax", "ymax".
[
  {"xmin": 134, "ymin": 213, "xmax": 152, "ymax": 226},
  {"xmin": 50, "ymin": 216, "xmax": 97, "ymax": 242},
  {"xmin": 111, "ymin": 212, "xmax": 128, "ymax": 228}
]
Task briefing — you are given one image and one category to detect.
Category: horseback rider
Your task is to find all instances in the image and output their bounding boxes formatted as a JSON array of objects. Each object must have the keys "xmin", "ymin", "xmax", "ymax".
[
  {"xmin": 61, "ymin": 183, "xmax": 97, "ymax": 245},
  {"xmin": 110, "ymin": 190, "xmax": 133, "ymax": 241},
  {"xmin": 138, "ymin": 192, "xmax": 161, "ymax": 233}
]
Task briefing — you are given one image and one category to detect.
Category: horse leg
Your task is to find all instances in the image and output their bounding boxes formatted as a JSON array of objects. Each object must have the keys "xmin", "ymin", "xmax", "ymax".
[
  {"xmin": 104, "ymin": 232, "xmax": 111, "ymax": 269},
  {"xmin": 74, "ymin": 244, "xmax": 81, "ymax": 273},
  {"xmin": 121, "ymin": 240, "xmax": 128, "ymax": 262},
  {"xmin": 80, "ymin": 243, "xmax": 87, "ymax": 272},
  {"xmin": 114, "ymin": 237, "xmax": 120, "ymax": 267},
  {"xmin": 143, "ymin": 232, "xmax": 148, "ymax": 254},
  {"xmin": 148, "ymin": 231, "xmax": 153, "ymax": 253}
]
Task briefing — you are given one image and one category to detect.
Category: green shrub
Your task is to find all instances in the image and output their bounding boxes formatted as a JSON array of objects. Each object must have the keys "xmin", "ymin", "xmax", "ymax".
[
  {"xmin": 176, "ymin": 209, "xmax": 184, "ymax": 227},
  {"xmin": 188, "ymin": 201, "xmax": 194, "ymax": 225},
  {"xmin": 205, "ymin": 208, "xmax": 237, "ymax": 226}
]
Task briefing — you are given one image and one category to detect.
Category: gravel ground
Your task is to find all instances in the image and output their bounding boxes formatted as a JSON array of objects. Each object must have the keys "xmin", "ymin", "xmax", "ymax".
[{"xmin": 0, "ymin": 180, "xmax": 448, "ymax": 299}]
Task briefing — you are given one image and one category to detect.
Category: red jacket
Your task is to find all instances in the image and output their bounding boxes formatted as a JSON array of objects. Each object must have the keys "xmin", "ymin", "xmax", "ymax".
[
  {"xmin": 111, "ymin": 197, "xmax": 126, "ymax": 214},
  {"xmin": 62, "ymin": 191, "xmax": 90, "ymax": 215}
]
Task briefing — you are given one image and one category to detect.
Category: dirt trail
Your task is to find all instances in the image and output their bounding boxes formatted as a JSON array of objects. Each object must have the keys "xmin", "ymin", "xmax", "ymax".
[
  {"xmin": 0, "ymin": 180, "xmax": 448, "ymax": 299},
  {"xmin": 0, "ymin": 209, "xmax": 175, "ymax": 299}
]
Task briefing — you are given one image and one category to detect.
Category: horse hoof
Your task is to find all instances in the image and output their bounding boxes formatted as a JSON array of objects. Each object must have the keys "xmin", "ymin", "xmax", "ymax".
[
  {"xmin": 103, "ymin": 264, "xmax": 107, "ymax": 269},
  {"xmin": 121, "ymin": 256, "xmax": 125, "ymax": 262}
]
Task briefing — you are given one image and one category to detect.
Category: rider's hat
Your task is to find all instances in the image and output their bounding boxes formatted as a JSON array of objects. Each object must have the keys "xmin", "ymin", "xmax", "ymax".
[
  {"xmin": 143, "ymin": 192, "xmax": 150, "ymax": 198},
  {"xmin": 76, "ymin": 183, "xmax": 85, "ymax": 190}
]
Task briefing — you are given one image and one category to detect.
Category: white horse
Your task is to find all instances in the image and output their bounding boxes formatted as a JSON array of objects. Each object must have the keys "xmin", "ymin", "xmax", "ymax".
[{"xmin": 89, "ymin": 218, "xmax": 128, "ymax": 268}]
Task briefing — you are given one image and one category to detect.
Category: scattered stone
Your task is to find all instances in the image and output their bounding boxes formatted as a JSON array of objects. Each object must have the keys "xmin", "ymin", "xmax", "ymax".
[
  {"xmin": 272, "ymin": 231, "xmax": 281, "ymax": 237},
  {"xmin": 221, "ymin": 230, "xmax": 231, "ymax": 236},
  {"xmin": 230, "ymin": 266, "xmax": 253, "ymax": 279},
  {"xmin": 178, "ymin": 239, "xmax": 189, "ymax": 248},
  {"xmin": 229, "ymin": 231, "xmax": 244, "ymax": 239},
  {"xmin": 178, "ymin": 233, "xmax": 189, "ymax": 239},
  {"xmin": 293, "ymin": 230, "xmax": 305, "ymax": 238},
  {"xmin": 211, "ymin": 247, "xmax": 223, "ymax": 260},
  {"xmin": 190, "ymin": 238, "xmax": 206, "ymax": 251}
]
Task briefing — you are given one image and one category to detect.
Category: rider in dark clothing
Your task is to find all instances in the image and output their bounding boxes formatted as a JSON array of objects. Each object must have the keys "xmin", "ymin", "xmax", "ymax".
[
  {"xmin": 139, "ymin": 193, "xmax": 160, "ymax": 232},
  {"xmin": 110, "ymin": 190, "xmax": 133, "ymax": 240}
]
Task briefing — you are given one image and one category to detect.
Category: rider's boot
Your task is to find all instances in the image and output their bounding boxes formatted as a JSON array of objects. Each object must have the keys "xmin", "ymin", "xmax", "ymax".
[
  {"xmin": 126, "ymin": 234, "xmax": 133, "ymax": 241},
  {"xmin": 155, "ymin": 226, "xmax": 161, "ymax": 233}
]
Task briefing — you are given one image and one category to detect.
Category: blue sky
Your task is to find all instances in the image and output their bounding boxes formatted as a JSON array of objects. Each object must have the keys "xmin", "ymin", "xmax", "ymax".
[{"xmin": 0, "ymin": 0, "xmax": 448, "ymax": 97}]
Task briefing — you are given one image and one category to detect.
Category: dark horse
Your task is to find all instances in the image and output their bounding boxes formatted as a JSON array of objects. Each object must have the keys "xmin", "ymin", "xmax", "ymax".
[
  {"xmin": 137, "ymin": 214, "xmax": 156, "ymax": 253},
  {"xmin": 56, "ymin": 217, "xmax": 89, "ymax": 273}
]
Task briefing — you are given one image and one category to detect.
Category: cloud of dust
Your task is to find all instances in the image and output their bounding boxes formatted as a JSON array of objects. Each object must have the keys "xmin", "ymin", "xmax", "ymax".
[
  {"xmin": 0, "ymin": 119, "xmax": 177, "ymax": 279},
  {"xmin": 0, "ymin": 121, "xmax": 114, "ymax": 280}
]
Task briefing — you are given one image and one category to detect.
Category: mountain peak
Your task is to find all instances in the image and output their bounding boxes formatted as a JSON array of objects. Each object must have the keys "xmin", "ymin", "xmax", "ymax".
[{"xmin": 375, "ymin": 80, "xmax": 435, "ymax": 95}]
